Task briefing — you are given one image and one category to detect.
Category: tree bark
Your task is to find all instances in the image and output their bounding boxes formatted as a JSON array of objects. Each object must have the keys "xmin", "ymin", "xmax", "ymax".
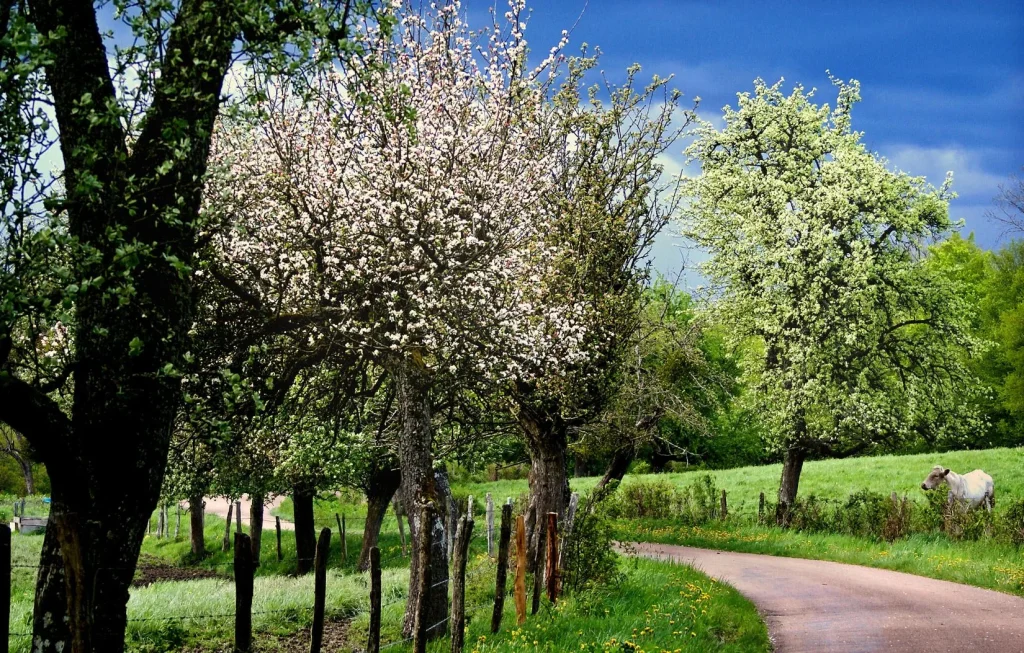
[
  {"xmin": 776, "ymin": 446, "xmax": 807, "ymax": 526},
  {"xmin": 248, "ymin": 495, "xmax": 264, "ymax": 567},
  {"xmin": 32, "ymin": 493, "xmax": 154, "ymax": 653},
  {"xmin": 595, "ymin": 447, "xmax": 634, "ymax": 491},
  {"xmin": 293, "ymin": 485, "xmax": 316, "ymax": 575},
  {"xmin": 519, "ymin": 414, "xmax": 570, "ymax": 572},
  {"xmin": 189, "ymin": 493, "xmax": 206, "ymax": 558},
  {"xmin": 394, "ymin": 362, "xmax": 448, "ymax": 640},
  {"xmin": 357, "ymin": 466, "xmax": 401, "ymax": 572}
]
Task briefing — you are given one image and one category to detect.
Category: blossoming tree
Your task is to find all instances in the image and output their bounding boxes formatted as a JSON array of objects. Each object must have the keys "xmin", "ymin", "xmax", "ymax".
[
  {"xmin": 507, "ymin": 55, "xmax": 695, "ymax": 564},
  {"xmin": 682, "ymin": 78, "xmax": 985, "ymax": 524},
  {"xmin": 204, "ymin": 0, "xmax": 581, "ymax": 634}
]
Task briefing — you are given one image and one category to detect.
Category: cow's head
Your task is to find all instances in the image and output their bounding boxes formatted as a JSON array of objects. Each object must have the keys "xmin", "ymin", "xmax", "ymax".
[{"xmin": 921, "ymin": 465, "xmax": 950, "ymax": 491}]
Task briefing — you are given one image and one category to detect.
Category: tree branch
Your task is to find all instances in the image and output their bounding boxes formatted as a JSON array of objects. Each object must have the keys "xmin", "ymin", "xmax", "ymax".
[{"xmin": 0, "ymin": 373, "xmax": 71, "ymax": 465}]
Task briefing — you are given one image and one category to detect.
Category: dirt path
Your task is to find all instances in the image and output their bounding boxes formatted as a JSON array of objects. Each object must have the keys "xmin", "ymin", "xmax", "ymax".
[
  {"xmin": 190, "ymin": 495, "xmax": 293, "ymax": 531},
  {"xmin": 626, "ymin": 542, "xmax": 1024, "ymax": 653}
]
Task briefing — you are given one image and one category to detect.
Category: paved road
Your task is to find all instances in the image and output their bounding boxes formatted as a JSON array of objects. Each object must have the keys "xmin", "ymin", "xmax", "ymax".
[
  {"xmin": 627, "ymin": 542, "xmax": 1024, "ymax": 653},
  {"xmin": 188, "ymin": 495, "xmax": 293, "ymax": 531}
]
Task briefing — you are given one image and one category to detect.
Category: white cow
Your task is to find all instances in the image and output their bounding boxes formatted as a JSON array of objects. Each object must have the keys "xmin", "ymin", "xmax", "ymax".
[{"xmin": 920, "ymin": 465, "xmax": 995, "ymax": 512}]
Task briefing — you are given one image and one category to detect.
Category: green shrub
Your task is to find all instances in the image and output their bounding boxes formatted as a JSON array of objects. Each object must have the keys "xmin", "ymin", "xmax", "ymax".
[
  {"xmin": 560, "ymin": 485, "xmax": 622, "ymax": 595},
  {"xmin": 605, "ymin": 479, "xmax": 677, "ymax": 520},
  {"xmin": 1001, "ymin": 499, "xmax": 1024, "ymax": 546}
]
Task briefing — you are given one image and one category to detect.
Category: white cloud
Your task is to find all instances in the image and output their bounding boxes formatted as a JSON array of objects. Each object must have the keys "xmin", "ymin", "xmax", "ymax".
[{"xmin": 883, "ymin": 145, "xmax": 1004, "ymax": 200}]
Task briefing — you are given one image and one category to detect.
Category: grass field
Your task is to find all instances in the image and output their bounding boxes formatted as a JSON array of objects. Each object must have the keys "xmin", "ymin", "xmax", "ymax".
[
  {"xmin": 6, "ymin": 510, "xmax": 770, "ymax": 652},
  {"xmin": 449, "ymin": 447, "xmax": 1024, "ymax": 599},
  {"xmin": 455, "ymin": 447, "xmax": 1024, "ymax": 517}
]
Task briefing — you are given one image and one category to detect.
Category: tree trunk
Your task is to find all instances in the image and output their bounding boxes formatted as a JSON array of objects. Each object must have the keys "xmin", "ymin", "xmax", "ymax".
[
  {"xmin": 32, "ymin": 489, "xmax": 158, "ymax": 652},
  {"xmin": 394, "ymin": 362, "xmax": 448, "ymax": 640},
  {"xmin": 293, "ymin": 485, "xmax": 316, "ymax": 575},
  {"xmin": 573, "ymin": 455, "xmax": 587, "ymax": 478},
  {"xmin": 189, "ymin": 492, "xmax": 206, "ymax": 558},
  {"xmin": 776, "ymin": 446, "xmax": 807, "ymax": 526},
  {"xmin": 13, "ymin": 453, "xmax": 35, "ymax": 495},
  {"xmin": 357, "ymin": 466, "xmax": 401, "ymax": 572},
  {"xmin": 519, "ymin": 414, "xmax": 570, "ymax": 572},
  {"xmin": 4, "ymin": 0, "xmax": 241, "ymax": 648},
  {"xmin": 249, "ymin": 495, "xmax": 264, "ymax": 567},
  {"xmin": 595, "ymin": 447, "xmax": 634, "ymax": 491}
]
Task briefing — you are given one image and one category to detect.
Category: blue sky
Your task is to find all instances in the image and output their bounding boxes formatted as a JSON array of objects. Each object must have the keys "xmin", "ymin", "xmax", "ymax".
[{"xmin": 475, "ymin": 0, "xmax": 1024, "ymax": 281}]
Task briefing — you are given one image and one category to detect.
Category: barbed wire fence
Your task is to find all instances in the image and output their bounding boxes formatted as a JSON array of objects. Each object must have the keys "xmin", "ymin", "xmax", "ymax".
[{"xmin": 2, "ymin": 494, "xmax": 564, "ymax": 653}]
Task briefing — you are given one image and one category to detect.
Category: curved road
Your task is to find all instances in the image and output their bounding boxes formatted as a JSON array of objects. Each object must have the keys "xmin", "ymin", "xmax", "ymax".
[
  {"xmin": 188, "ymin": 495, "xmax": 293, "ymax": 531},
  {"xmin": 627, "ymin": 542, "xmax": 1024, "ymax": 653}
]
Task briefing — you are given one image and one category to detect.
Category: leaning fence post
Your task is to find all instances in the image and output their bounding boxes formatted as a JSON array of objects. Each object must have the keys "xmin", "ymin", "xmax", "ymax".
[
  {"xmin": 368, "ymin": 546, "xmax": 382, "ymax": 653},
  {"xmin": 545, "ymin": 512, "xmax": 558, "ymax": 603},
  {"xmin": 309, "ymin": 527, "xmax": 331, "ymax": 653},
  {"xmin": 513, "ymin": 514, "xmax": 527, "ymax": 625},
  {"xmin": 758, "ymin": 492, "xmax": 765, "ymax": 525},
  {"xmin": 450, "ymin": 513, "xmax": 474, "ymax": 653},
  {"xmin": 720, "ymin": 490, "xmax": 728, "ymax": 520},
  {"xmin": 557, "ymin": 492, "xmax": 579, "ymax": 595},
  {"xmin": 486, "ymin": 493, "xmax": 495, "ymax": 556},
  {"xmin": 234, "ymin": 532, "xmax": 253, "ymax": 653},
  {"xmin": 412, "ymin": 503, "xmax": 434, "ymax": 653},
  {"xmin": 1, "ymin": 524, "xmax": 10, "ymax": 653},
  {"xmin": 491, "ymin": 503, "xmax": 512, "ymax": 633},
  {"xmin": 223, "ymin": 502, "xmax": 234, "ymax": 552}
]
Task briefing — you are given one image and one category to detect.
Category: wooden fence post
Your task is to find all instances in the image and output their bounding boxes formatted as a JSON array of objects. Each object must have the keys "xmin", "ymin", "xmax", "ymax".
[
  {"xmin": 235, "ymin": 500, "xmax": 243, "ymax": 533},
  {"xmin": 336, "ymin": 513, "xmax": 346, "ymax": 563},
  {"xmin": 720, "ymin": 490, "xmax": 728, "ymax": 520},
  {"xmin": 758, "ymin": 492, "xmax": 765, "ymax": 525},
  {"xmin": 275, "ymin": 516, "xmax": 283, "ymax": 562},
  {"xmin": 491, "ymin": 503, "xmax": 512, "ymax": 633},
  {"xmin": 368, "ymin": 546, "xmax": 382, "ymax": 653},
  {"xmin": 413, "ymin": 504, "xmax": 434, "ymax": 653},
  {"xmin": 309, "ymin": 527, "xmax": 331, "ymax": 653},
  {"xmin": 450, "ymin": 514, "xmax": 474, "ymax": 653},
  {"xmin": 1, "ymin": 524, "xmax": 10, "ymax": 653},
  {"xmin": 513, "ymin": 514, "xmax": 527, "ymax": 625},
  {"xmin": 485, "ymin": 493, "xmax": 495, "ymax": 556},
  {"xmin": 157, "ymin": 504, "xmax": 165, "ymax": 538},
  {"xmin": 395, "ymin": 500, "xmax": 408, "ymax": 556},
  {"xmin": 545, "ymin": 512, "xmax": 558, "ymax": 603},
  {"xmin": 234, "ymin": 532, "xmax": 253, "ymax": 653},
  {"xmin": 223, "ymin": 502, "xmax": 234, "ymax": 552},
  {"xmin": 531, "ymin": 515, "xmax": 545, "ymax": 615},
  {"xmin": 175, "ymin": 505, "xmax": 181, "ymax": 539}
]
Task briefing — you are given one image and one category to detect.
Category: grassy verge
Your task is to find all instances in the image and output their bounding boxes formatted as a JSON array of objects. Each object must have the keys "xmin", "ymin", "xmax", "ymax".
[
  {"xmin": 612, "ymin": 519, "xmax": 1024, "ymax": 596},
  {"xmin": 426, "ymin": 557, "xmax": 770, "ymax": 653}
]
